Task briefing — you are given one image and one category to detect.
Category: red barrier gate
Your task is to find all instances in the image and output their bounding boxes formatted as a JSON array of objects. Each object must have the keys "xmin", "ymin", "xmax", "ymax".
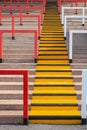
[
  {"xmin": 0, "ymin": 70, "xmax": 28, "ymax": 125},
  {"xmin": 0, "ymin": 30, "xmax": 38, "ymax": 63}
]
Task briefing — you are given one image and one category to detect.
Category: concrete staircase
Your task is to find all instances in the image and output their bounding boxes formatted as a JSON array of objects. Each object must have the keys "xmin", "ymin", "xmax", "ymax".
[{"xmin": 0, "ymin": 2, "xmax": 87, "ymax": 125}]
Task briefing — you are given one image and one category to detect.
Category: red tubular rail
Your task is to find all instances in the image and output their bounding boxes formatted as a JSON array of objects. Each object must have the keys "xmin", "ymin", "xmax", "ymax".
[
  {"xmin": 0, "ymin": 70, "xmax": 28, "ymax": 125},
  {"xmin": 0, "ymin": 6, "xmax": 43, "ymax": 24},
  {"xmin": 0, "ymin": 14, "xmax": 41, "ymax": 38},
  {"xmin": 0, "ymin": 30, "xmax": 38, "ymax": 63},
  {"xmin": 57, "ymin": 0, "xmax": 87, "ymax": 13}
]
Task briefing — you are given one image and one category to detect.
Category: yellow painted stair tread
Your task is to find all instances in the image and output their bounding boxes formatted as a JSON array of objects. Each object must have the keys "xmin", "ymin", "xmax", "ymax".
[
  {"xmin": 39, "ymin": 48, "xmax": 67, "ymax": 50},
  {"xmin": 30, "ymin": 110, "xmax": 80, "ymax": 116},
  {"xmin": 40, "ymin": 35, "xmax": 64, "ymax": 38},
  {"xmin": 32, "ymin": 99, "xmax": 78, "ymax": 104},
  {"xmin": 39, "ymin": 51, "xmax": 68, "ymax": 54},
  {"xmin": 38, "ymin": 55, "xmax": 68, "ymax": 59},
  {"xmin": 39, "ymin": 44, "xmax": 66, "ymax": 46},
  {"xmin": 34, "ymin": 89, "xmax": 76, "ymax": 94},
  {"xmin": 36, "ymin": 66, "xmax": 71, "ymax": 70},
  {"xmin": 35, "ymin": 79, "xmax": 74, "ymax": 84},
  {"xmin": 34, "ymin": 87, "xmax": 75, "ymax": 91},
  {"xmin": 32, "ymin": 95, "xmax": 76, "ymax": 100},
  {"xmin": 40, "ymin": 38, "xmax": 64, "ymax": 41},
  {"xmin": 29, "ymin": 120, "xmax": 81, "ymax": 125},
  {"xmin": 31, "ymin": 106, "xmax": 78, "ymax": 111},
  {"xmin": 37, "ymin": 60, "xmax": 69, "ymax": 64},
  {"xmin": 36, "ymin": 72, "xmax": 72, "ymax": 76}
]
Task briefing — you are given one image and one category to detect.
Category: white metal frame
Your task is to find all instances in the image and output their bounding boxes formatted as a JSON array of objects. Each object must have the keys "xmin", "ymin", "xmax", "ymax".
[
  {"xmin": 64, "ymin": 16, "xmax": 87, "ymax": 39},
  {"xmin": 62, "ymin": 7, "xmax": 87, "ymax": 25},
  {"xmin": 69, "ymin": 30, "xmax": 87, "ymax": 61},
  {"xmin": 82, "ymin": 70, "xmax": 87, "ymax": 124}
]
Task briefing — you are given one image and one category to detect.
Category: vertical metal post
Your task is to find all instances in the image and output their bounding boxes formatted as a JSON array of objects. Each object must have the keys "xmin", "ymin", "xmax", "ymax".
[
  {"xmin": 20, "ymin": 7, "xmax": 23, "ymax": 25},
  {"xmin": 69, "ymin": 30, "xmax": 73, "ymax": 63},
  {"xmin": 12, "ymin": 16, "xmax": 15, "ymax": 39},
  {"xmin": 0, "ymin": 8, "xmax": 2, "ymax": 25},
  {"xmin": 0, "ymin": 32, "xmax": 2, "ymax": 63},
  {"xmin": 62, "ymin": 7, "xmax": 64, "ymax": 25},
  {"xmin": 82, "ymin": 8, "xmax": 85, "ymax": 26},
  {"xmin": 64, "ymin": 16, "xmax": 66, "ymax": 39},
  {"xmin": 23, "ymin": 71, "xmax": 28, "ymax": 125},
  {"xmin": 34, "ymin": 31, "xmax": 38, "ymax": 63},
  {"xmin": 82, "ymin": 70, "xmax": 87, "ymax": 124}
]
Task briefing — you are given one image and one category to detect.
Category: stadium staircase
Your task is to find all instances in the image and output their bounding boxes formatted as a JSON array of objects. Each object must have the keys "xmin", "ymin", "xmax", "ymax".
[{"xmin": 29, "ymin": 2, "xmax": 81, "ymax": 124}]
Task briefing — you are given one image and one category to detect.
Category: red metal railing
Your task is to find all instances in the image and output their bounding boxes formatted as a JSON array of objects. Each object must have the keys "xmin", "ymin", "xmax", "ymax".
[
  {"xmin": 0, "ymin": 30, "xmax": 38, "ymax": 63},
  {"xmin": 0, "ymin": 5, "xmax": 43, "ymax": 23},
  {"xmin": 0, "ymin": 14, "xmax": 41, "ymax": 38},
  {"xmin": 58, "ymin": 0, "xmax": 87, "ymax": 13},
  {"xmin": 0, "ymin": 70, "xmax": 28, "ymax": 125}
]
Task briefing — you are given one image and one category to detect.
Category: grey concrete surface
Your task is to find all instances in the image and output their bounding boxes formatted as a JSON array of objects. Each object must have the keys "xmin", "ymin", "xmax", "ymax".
[{"xmin": 0, "ymin": 124, "xmax": 87, "ymax": 130}]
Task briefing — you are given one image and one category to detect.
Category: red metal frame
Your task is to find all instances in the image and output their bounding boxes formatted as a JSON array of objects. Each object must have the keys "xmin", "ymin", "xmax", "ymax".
[
  {"xmin": 0, "ymin": 6, "xmax": 43, "ymax": 23},
  {"xmin": 0, "ymin": 30, "xmax": 38, "ymax": 62},
  {"xmin": 0, "ymin": 14, "xmax": 41, "ymax": 38},
  {"xmin": 58, "ymin": 0, "xmax": 87, "ymax": 13},
  {"xmin": 0, "ymin": 69, "xmax": 28, "ymax": 125}
]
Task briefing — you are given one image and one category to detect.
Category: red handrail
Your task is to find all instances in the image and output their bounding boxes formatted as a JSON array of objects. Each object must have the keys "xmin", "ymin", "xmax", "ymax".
[
  {"xmin": 0, "ymin": 70, "xmax": 28, "ymax": 125},
  {"xmin": 0, "ymin": 14, "xmax": 41, "ymax": 38},
  {"xmin": 0, "ymin": 30, "xmax": 38, "ymax": 63}
]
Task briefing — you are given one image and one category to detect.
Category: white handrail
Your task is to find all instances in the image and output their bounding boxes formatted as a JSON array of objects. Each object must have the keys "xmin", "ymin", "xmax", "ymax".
[
  {"xmin": 62, "ymin": 7, "xmax": 87, "ymax": 25},
  {"xmin": 69, "ymin": 30, "xmax": 87, "ymax": 62},
  {"xmin": 82, "ymin": 70, "xmax": 87, "ymax": 124},
  {"xmin": 64, "ymin": 16, "xmax": 87, "ymax": 39}
]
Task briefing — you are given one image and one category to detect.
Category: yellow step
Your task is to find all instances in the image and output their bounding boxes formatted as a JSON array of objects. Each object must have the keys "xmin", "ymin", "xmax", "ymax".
[
  {"xmin": 39, "ymin": 51, "xmax": 68, "ymax": 55},
  {"xmin": 29, "ymin": 119, "xmax": 81, "ymax": 125},
  {"xmin": 32, "ymin": 95, "xmax": 77, "ymax": 101},
  {"xmin": 41, "ymin": 35, "xmax": 64, "ymax": 38},
  {"xmin": 32, "ymin": 99, "xmax": 78, "ymax": 104},
  {"xmin": 39, "ymin": 43, "xmax": 66, "ymax": 46},
  {"xmin": 38, "ymin": 55, "xmax": 68, "ymax": 59},
  {"xmin": 30, "ymin": 106, "xmax": 78, "ymax": 111},
  {"xmin": 37, "ymin": 59, "xmax": 69, "ymax": 64},
  {"xmin": 29, "ymin": 110, "xmax": 80, "ymax": 116},
  {"xmin": 36, "ymin": 71, "xmax": 72, "ymax": 77},
  {"xmin": 36, "ymin": 65, "xmax": 71, "ymax": 70},
  {"xmin": 39, "ymin": 48, "xmax": 67, "ymax": 51},
  {"xmin": 34, "ymin": 88, "xmax": 76, "ymax": 94},
  {"xmin": 34, "ymin": 78, "xmax": 74, "ymax": 84},
  {"xmin": 40, "ymin": 37, "xmax": 64, "ymax": 41}
]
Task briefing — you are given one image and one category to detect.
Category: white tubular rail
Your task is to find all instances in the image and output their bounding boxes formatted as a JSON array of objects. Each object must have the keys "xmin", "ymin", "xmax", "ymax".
[
  {"xmin": 69, "ymin": 30, "xmax": 87, "ymax": 62},
  {"xmin": 64, "ymin": 16, "xmax": 87, "ymax": 39},
  {"xmin": 62, "ymin": 7, "xmax": 87, "ymax": 25},
  {"xmin": 82, "ymin": 70, "xmax": 87, "ymax": 124}
]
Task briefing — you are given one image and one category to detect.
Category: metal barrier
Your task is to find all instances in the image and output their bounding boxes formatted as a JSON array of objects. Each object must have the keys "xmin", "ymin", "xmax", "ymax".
[
  {"xmin": 64, "ymin": 15, "xmax": 87, "ymax": 39},
  {"xmin": 0, "ymin": 69, "xmax": 28, "ymax": 125},
  {"xmin": 82, "ymin": 70, "xmax": 87, "ymax": 124},
  {"xmin": 69, "ymin": 30, "xmax": 87, "ymax": 63},
  {"xmin": 0, "ymin": 30, "xmax": 38, "ymax": 63},
  {"xmin": 58, "ymin": 0, "xmax": 87, "ymax": 13},
  {"xmin": 0, "ymin": 5, "xmax": 43, "ymax": 23},
  {"xmin": 62, "ymin": 7, "xmax": 87, "ymax": 25},
  {"xmin": 0, "ymin": 14, "xmax": 41, "ymax": 38}
]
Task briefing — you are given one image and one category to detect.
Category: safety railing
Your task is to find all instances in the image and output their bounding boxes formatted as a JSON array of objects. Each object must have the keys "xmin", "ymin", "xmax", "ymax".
[
  {"xmin": 62, "ymin": 7, "xmax": 87, "ymax": 25},
  {"xmin": 0, "ymin": 5, "xmax": 43, "ymax": 23},
  {"xmin": 0, "ymin": 70, "xmax": 28, "ymax": 125},
  {"xmin": 82, "ymin": 69, "xmax": 87, "ymax": 124},
  {"xmin": 0, "ymin": 14, "xmax": 41, "ymax": 38},
  {"xmin": 0, "ymin": 30, "xmax": 38, "ymax": 63},
  {"xmin": 69, "ymin": 29, "xmax": 87, "ymax": 63},
  {"xmin": 58, "ymin": 0, "xmax": 87, "ymax": 13},
  {"xmin": 64, "ymin": 15, "xmax": 87, "ymax": 39},
  {"xmin": 3, "ymin": 0, "xmax": 46, "ymax": 7}
]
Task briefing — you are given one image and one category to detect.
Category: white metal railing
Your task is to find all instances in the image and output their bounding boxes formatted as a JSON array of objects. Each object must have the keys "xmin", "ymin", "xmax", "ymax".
[
  {"xmin": 69, "ymin": 30, "xmax": 87, "ymax": 62},
  {"xmin": 82, "ymin": 70, "xmax": 87, "ymax": 124},
  {"xmin": 64, "ymin": 16, "xmax": 87, "ymax": 39},
  {"xmin": 62, "ymin": 7, "xmax": 87, "ymax": 25}
]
